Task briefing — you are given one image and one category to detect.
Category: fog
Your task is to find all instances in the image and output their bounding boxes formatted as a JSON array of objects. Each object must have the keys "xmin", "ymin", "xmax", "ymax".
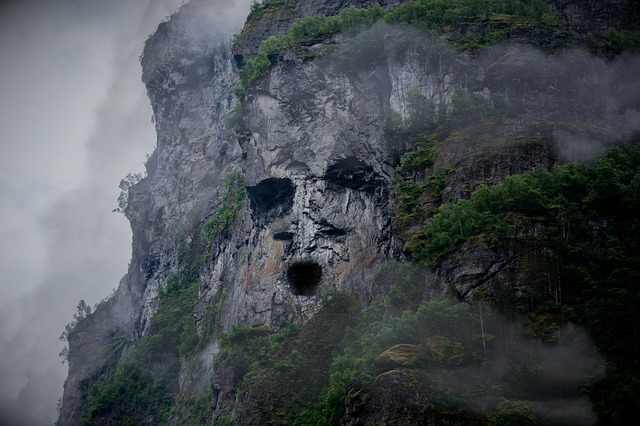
[
  {"xmin": 450, "ymin": 318, "xmax": 604, "ymax": 424},
  {"xmin": 1, "ymin": 1, "xmax": 638, "ymax": 425},
  {"xmin": 0, "ymin": 1, "xmax": 183, "ymax": 424}
]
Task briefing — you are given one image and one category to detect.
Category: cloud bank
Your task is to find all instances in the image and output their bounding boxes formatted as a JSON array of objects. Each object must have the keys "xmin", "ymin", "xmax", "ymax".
[{"xmin": 0, "ymin": 1, "xmax": 185, "ymax": 424}]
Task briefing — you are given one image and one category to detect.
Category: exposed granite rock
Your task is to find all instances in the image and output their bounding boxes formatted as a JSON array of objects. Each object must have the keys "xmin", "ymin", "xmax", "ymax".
[
  {"xmin": 342, "ymin": 368, "xmax": 487, "ymax": 426},
  {"xmin": 59, "ymin": 0, "xmax": 640, "ymax": 424},
  {"xmin": 435, "ymin": 231, "xmax": 562, "ymax": 303},
  {"xmin": 373, "ymin": 343, "xmax": 420, "ymax": 373},
  {"xmin": 232, "ymin": 0, "xmax": 402, "ymax": 62},
  {"xmin": 548, "ymin": 0, "xmax": 640, "ymax": 32},
  {"xmin": 58, "ymin": 1, "xmax": 249, "ymax": 423}
]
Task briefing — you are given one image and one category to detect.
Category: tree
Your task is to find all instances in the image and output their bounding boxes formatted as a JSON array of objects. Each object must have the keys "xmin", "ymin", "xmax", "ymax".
[
  {"xmin": 112, "ymin": 172, "xmax": 144, "ymax": 214},
  {"xmin": 59, "ymin": 299, "xmax": 93, "ymax": 363}
]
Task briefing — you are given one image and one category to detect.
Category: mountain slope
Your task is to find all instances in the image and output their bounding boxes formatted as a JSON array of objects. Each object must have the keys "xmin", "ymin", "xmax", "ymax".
[{"xmin": 58, "ymin": 1, "xmax": 640, "ymax": 424}]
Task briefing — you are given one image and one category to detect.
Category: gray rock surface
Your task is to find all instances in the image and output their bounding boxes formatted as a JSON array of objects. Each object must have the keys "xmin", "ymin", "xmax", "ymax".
[
  {"xmin": 232, "ymin": 0, "xmax": 402, "ymax": 60},
  {"xmin": 58, "ymin": 0, "xmax": 640, "ymax": 424}
]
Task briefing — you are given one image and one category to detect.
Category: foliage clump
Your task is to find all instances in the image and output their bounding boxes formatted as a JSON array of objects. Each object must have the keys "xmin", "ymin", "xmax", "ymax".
[
  {"xmin": 246, "ymin": 0, "xmax": 287, "ymax": 23},
  {"xmin": 112, "ymin": 172, "xmax": 145, "ymax": 214},
  {"xmin": 603, "ymin": 29, "xmax": 640, "ymax": 51},
  {"xmin": 203, "ymin": 170, "xmax": 246, "ymax": 245},
  {"xmin": 408, "ymin": 143, "xmax": 640, "ymax": 266},
  {"xmin": 389, "ymin": 86, "xmax": 511, "ymax": 237},
  {"xmin": 238, "ymin": 5, "xmax": 384, "ymax": 91},
  {"xmin": 58, "ymin": 300, "xmax": 93, "ymax": 364}
]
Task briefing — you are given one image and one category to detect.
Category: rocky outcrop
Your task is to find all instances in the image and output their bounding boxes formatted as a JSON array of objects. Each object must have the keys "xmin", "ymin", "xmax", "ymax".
[
  {"xmin": 59, "ymin": 0, "xmax": 640, "ymax": 424},
  {"xmin": 548, "ymin": 0, "xmax": 640, "ymax": 32},
  {"xmin": 60, "ymin": 0, "xmax": 402, "ymax": 423},
  {"xmin": 58, "ymin": 1, "xmax": 249, "ymax": 423},
  {"xmin": 232, "ymin": 0, "xmax": 402, "ymax": 62},
  {"xmin": 345, "ymin": 339, "xmax": 488, "ymax": 425}
]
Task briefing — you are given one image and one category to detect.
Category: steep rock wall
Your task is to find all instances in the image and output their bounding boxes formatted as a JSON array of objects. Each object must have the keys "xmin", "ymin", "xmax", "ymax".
[
  {"xmin": 58, "ymin": 1, "xmax": 248, "ymax": 423},
  {"xmin": 232, "ymin": 0, "xmax": 402, "ymax": 61},
  {"xmin": 59, "ymin": 0, "xmax": 640, "ymax": 424}
]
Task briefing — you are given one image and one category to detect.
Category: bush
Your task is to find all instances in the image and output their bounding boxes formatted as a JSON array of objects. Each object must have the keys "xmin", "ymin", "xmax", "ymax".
[
  {"xmin": 203, "ymin": 170, "xmax": 246, "ymax": 244},
  {"xmin": 489, "ymin": 399, "xmax": 541, "ymax": 426},
  {"xmin": 238, "ymin": 5, "xmax": 384, "ymax": 92},
  {"xmin": 604, "ymin": 29, "xmax": 640, "ymax": 51},
  {"xmin": 406, "ymin": 143, "xmax": 640, "ymax": 265},
  {"xmin": 246, "ymin": 0, "xmax": 285, "ymax": 23},
  {"xmin": 408, "ymin": 199, "xmax": 497, "ymax": 265},
  {"xmin": 216, "ymin": 325, "xmax": 270, "ymax": 387}
]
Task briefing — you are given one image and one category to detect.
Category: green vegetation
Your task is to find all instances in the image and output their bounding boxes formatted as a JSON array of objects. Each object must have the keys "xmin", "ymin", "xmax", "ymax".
[
  {"xmin": 451, "ymin": 86, "xmax": 510, "ymax": 123},
  {"xmin": 74, "ymin": 2, "xmax": 640, "ymax": 423},
  {"xmin": 307, "ymin": 296, "xmax": 483, "ymax": 423},
  {"xmin": 203, "ymin": 170, "xmax": 246, "ymax": 245},
  {"xmin": 401, "ymin": 142, "xmax": 640, "ymax": 423},
  {"xmin": 246, "ymin": 0, "xmax": 289, "ymax": 23},
  {"xmin": 188, "ymin": 385, "xmax": 214, "ymax": 425},
  {"xmin": 216, "ymin": 261, "xmax": 606, "ymax": 424},
  {"xmin": 81, "ymin": 265, "xmax": 199, "ymax": 425},
  {"xmin": 238, "ymin": 5, "xmax": 384, "ymax": 90},
  {"xmin": 237, "ymin": 0, "xmax": 562, "ymax": 95},
  {"xmin": 80, "ymin": 171, "xmax": 246, "ymax": 425},
  {"xmin": 224, "ymin": 99, "xmax": 244, "ymax": 135},
  {"xmin": 214, "ymin": 416, "xmax": 234, "ymax": 426},
  {"xmin": 58, "ymin": 300, "xmax": 93, "ymax": 364},
  {"xmin": 112, "ymin": 172, "xmax": 145, "ymax": 214},
  {"xmin": 389, "ymin": 86, "xmax": 510, "ymax": 237},
  {"xmin": 488, "ymin": 399, "xmax": 540, "ymax": 426},
  {"xmin": 216, "ymin": 324, "xmax": 271, "ymax": 392},
  {"xmin": 391, "ymin": 134, "xmax": 442, "ymax": 235},
  {"xmin": 59, "ymin": 300, "xmax": 92, "ymax": 342},
  {"xmin": 215, "ymin": 294, "xmax": 359, "ymax": 423},
  {"xmin": 385, "ymin": 0, "xmax": 560, "ymax": 52},
  {"xmin": 387, "ymin": 86, "xmax": 510, "ymax": 144},
  {"xmin": 214, "ymin": 150, "xmax": 640, "ymax": 422},
  {"xmin": 603, "ymin": 29, "xmax": 640, "ymax": 51},
  {"xmin": 384, "ymin": 0, "xmax": 559, "ymax": 29},
  {"xmin": 408, "ymin": 143, "xmax": 640, "ymax": 266}
]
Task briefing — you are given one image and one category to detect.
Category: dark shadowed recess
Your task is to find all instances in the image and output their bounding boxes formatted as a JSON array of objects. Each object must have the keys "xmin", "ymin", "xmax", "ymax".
[
  {"xmin": 287, "ymin": 260, "xmax": 322, "ymax": 296},
  {"xmin": 246, "ymin": 177, "xmax": 295, "ymax": 217},
  {"xmin": 273, "ymin": 231, "xmax": 295, "ymax": 240},
  {"xmin": 324, "ymin": 156, "xmax": 383, "ymax": 192},
  {"xmin": 316, "ymin": 218, "xmax": 347, "ymax": 237}
]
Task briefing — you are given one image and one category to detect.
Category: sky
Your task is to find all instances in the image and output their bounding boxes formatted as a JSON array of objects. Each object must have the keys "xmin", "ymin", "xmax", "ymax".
[{"xmin": 0, "ymin": 0, "xmax": 186, "ymax": 424}]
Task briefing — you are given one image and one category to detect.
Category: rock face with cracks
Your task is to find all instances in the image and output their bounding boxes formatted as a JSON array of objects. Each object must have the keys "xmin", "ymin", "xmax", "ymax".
[{"xmin": 58, "ymin": 0, "xmax": 640, "ymax": 425}]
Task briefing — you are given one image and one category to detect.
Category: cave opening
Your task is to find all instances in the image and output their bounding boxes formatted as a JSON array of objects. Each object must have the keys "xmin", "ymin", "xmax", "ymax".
[
  {"xmin": 287, "ymin": 260, "xmax": 322, "ymax": 296},
  {"xmin": 324, "ymin": 156, "xmax": 382, "ymax": 193},
  {"xmin": 246, "ymin": 177, "xmax": 295, "ymax": 217}
]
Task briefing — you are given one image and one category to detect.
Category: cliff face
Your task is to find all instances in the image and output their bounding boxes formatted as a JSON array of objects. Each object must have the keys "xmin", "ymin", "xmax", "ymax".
[
  {"xmin": 232, "ymin": 0, "xmax": 403, "ymax": 60},
  {"xmin": 58, "ymin": 1, "xmax": 248, "ymax": 423},
  {"xmin": 59, "ymin": 0, "xmax": 640, "ymax": 425}
]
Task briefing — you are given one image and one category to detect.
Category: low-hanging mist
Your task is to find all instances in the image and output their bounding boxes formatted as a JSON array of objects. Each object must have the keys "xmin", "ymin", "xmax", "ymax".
[
  {"xmin": 34, "ymin": 0, "xmax": 640, "ymax": 424},
  {"xmin": 0, "ymin": 1, "xmax": 187, "ymax": 425}
]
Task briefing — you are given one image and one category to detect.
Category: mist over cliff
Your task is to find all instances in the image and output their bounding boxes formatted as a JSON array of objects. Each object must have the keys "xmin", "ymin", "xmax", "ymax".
[
  {"xmin": 0, "ymin": 1, "xmax": 184, "ymax": 425},
  {"xmin": 50, "ymin": 0, "xmax": 640, "ymax": 425}
]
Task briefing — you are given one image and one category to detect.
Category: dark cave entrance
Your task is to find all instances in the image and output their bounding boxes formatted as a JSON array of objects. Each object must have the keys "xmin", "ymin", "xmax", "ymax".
[{"xmin": 287, "ymin": 260, "xmax": 322, "ymax": 296}]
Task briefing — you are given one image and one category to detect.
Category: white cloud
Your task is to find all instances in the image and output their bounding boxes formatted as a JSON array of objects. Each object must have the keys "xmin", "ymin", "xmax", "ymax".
[{"xmin": 0, "ymin": 0, "xmax": 184, "ymax": 424}]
